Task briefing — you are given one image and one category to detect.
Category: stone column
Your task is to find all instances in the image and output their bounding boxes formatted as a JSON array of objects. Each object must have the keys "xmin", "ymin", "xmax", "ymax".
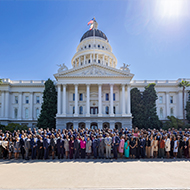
[
  {"xmin": 62, "ymin": 84, "xmax": 66, "ymax": 116},
  {"xmin": 110, "ymin": 84, "xmax": 114, "ymax": 116},
  {"xmin": 74, "ymin": 84, "xmax": 78, "ymax": 116},
  {"xmin": 5, "ymin": 91, "xmax": 9, "ymax": 119},
  {"xmin": 73, "ymin": 121, "xmax": 78, "ymax": 129},
  {"xmin": 127, "ymin": 85, "xmax": 131, "ymax": 114},
  {"xmin": 75, "ymin": 59, "xmax": 77, "ymax": 67},
  {"xmin": 79, "ymin": 57, "xmax": 81, "ymax": 66},
  {"xmin": 112, "ymin": 59, "xmax": 114, "ymax": 67},
  {"xmin": 90, "ymin": 54, "xmax": 92, "ymax": 63},
  {"xmin": 110, "ymin": 122, "xmax": 115, "ymax": 130},
  {"xmin": 57, "ymin": 84, "xmax": 61, "ymax": 115},
  {"xmin": 18, "ymin": 92, "xmax": 22, "ymax": 119},
  {"xmin": 29, "ymin": 92, "xmax": 33, "ymax": 120},
  {"xmin": 1, "ymin": 91, "xmax": 5, "ymax": 118},
  {"xmin": 122, "ymin": 84, "xmax": 126, "ymax": 116},
  {"xmin": 108, "ymin": 56, "xmax": 110, "ymax": 66},
  {"xmin": 166, "ymin": 92, "xmax": 170, "ymax": 118},
  {"xmin": 84, "ymin": 55, "xmax": 86, "ymax": 65},
  {"xmin": 103, "ymin": 55, "xmax": 105, "ymax": 65},
  {"xmin": 86, "ymin": 84, "xmax": 90, "ymax": 117},
  {"xmin": 98, "ymin": 84, "xmax": 102, "ymax": 116},
  {"xmin": 98, "ymin": 121, "xmax": 102, "ymax": 129},
  {"xmin": 178, "ymin": 91, "xmax": 183, "ymax": 119},
  {"xmin": 96, "ymin": 54, "xmax": 98, "ymax": 63}
]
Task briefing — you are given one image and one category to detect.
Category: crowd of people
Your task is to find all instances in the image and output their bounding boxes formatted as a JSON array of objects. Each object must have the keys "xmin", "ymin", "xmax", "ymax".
[{"xmin": 0, "ymin": 127, "xmax": 190, "ymax": 160}]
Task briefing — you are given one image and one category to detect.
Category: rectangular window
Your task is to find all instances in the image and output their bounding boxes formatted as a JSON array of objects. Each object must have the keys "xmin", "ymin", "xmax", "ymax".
[
  {"xmin": 160, "ymin": 108, "xmax": 163, "ymax": 119},
  {"xmin": 105, "ymin": 93, "xmax": 109, "ymax": 101},
  {"xmin": 113, "ymin": 93, "xmax": 116, "ymax": 101},
  {"xmin": 170, "ymin": 96, "xmax": 173, "ymax": 104},
  {"xmin": 170, "ymin": 108, "xmax": 174, "ymax": 116},
  {"xmin": 36, "ymin": 96, "xmax": 40, "ymax": 104},
  {"xmin": 26, "ymin": 96, "xmax": 29, "ymax": 104},
  {"xmin": 159, "ymin": 96, "xmax": 163, "ymax": 104},
  {"xmin": 79, "ymin": 93, "xmax": 83, "ymax": 101},
  {"xmin": 73, "ymin": 106, "xmax": 75, "ymax": 114},
  {"xmin": 113, "ymin": 106, "xmax": 116, "ymax": 114},
  {"xmin": 105, "ymin": 106, "xmax": 109, "ymax": 114},
  {"xmin": 73, "ymin": 93, "xmax": 75, "ymax": 101},
  {"xmin": 15, "ymin": 96, "xmax": 18, "ymax": 104}
]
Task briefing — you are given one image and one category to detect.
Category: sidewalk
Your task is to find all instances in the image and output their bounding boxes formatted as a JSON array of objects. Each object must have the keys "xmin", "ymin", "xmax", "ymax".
[{"xmin": 0, "ymin": 159, "xmax": 190, "ymax": 189}]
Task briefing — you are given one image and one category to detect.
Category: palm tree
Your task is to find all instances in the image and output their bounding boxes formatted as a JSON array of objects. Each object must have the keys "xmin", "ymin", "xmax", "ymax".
[{"xmin": 178, "ymin": 80, "xmax": 190, "ymax": 124}]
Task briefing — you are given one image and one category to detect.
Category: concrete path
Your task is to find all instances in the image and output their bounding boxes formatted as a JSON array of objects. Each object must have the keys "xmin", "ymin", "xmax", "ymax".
[{"xmin": 0, "ymin": 159, "xmax": 190, "ymax": 189}]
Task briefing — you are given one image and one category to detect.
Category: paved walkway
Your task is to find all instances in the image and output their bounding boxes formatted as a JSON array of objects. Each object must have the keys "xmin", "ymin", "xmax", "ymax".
[{"xmin": 0, "ymin": 159, "xmax": 190, "ymax": 189}]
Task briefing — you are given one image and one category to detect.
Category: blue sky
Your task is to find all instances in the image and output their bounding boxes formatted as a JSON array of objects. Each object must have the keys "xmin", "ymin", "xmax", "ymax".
[{"xmin": 0, "ymin": 0, "xmax": 190, "ymax": 81}]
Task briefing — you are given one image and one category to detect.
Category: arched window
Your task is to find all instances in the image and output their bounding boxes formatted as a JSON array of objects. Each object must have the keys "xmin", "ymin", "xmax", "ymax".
[
  {"xmin": 170, "ymin": 108, "xmax": 174, "ymax": 116},
  {"xmin": 89, "ymin": 44, "xmax": 91, "ymax": 48},
  {"xmin": 88, "ymin": 59, "xmax": 90, "ymax": 63},
  {"xmin": 79, "ymin": 106, "xmax": 83, "ymax": 114},
  {"xmin": 36, "ymin": 108, "xmax": 40, "ymax": 118},
  {"xmin": 25, "ymin": 108, "xmax": 29, "ymax": 119},
  {"xmin": 14, "ymin": 108, "xmax": 18, "ymax": 119},
  {"xmin": 113, "ymin": 106, "xmax": 116, "ymax": 114},
  {"xmin": 160, "ymin": 108, "xmax": 163, "ymax": 119},
  {"xmin": 105, "ymin": 106, "xmax": 109, "ymax": 115}
]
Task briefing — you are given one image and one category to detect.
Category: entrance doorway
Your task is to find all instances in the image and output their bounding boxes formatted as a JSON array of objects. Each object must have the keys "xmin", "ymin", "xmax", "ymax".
[
  {"xmin": 103, "ymin": 122, "xmax": 110, "ymax": 129},
  {"xmin": 66, "ymin": 122, "xmax": 73, "ymax": 130},
  {"xmin": 115, "ymin": 122, "xmax": 122, "ymax": 131},
  {"xmin": 78, "ymin": 122, "xmax": 85, "ymax": 129},
  {"xmin": 90, "ymin": 107, "xmax": 98, "ymax": 114},
  {"xmin": 90, "ymin": 122, "xmax": 98, "ymax": 130}
]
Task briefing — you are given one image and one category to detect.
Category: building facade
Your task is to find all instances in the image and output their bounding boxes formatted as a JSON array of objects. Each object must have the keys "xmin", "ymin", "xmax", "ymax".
[{"xmin": 0, "ymin": 20, "xmax": 190, "ymax": 129}]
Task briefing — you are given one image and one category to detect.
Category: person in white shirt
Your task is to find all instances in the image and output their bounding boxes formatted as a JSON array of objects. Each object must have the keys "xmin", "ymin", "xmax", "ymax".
[{"xmin": 165, "ymin": 135, "xmax": 171, "ymax": 159}]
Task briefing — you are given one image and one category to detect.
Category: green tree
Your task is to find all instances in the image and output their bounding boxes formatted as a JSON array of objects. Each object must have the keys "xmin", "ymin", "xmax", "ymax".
[
  {"xmin": 178, "ymin": 80, "xmax": 190, "ymax": 124},
  {"xmin": 37, "ymin": 79, "xmax": 57, "ymax": 129},
  {"xmin": 0, "ymin": 78, "xmax": 2, "ymax": 84},
  {"xmin": 131, "ymin": 88, "xmax": 144, "ymax": 128},
  {"xmin": 163, "ymin": 116, "xmax": 183, "ymax": 130},
  {"xmin": 185, "ymin": 91, "xmax": 190, "ymax": 123},
  {"xmin": 143, "ymin": 83, "xmax": 161, "ymax": 129}
]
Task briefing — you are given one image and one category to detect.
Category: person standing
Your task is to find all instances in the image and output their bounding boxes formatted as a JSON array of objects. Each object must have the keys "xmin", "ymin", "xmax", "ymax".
[
  {"xmin": 145, "ymin": 136, "xmax": 151, "ymax": 158},
  {"xmin": 43, "ymin": 135, "xmax": 50, "ymax": 160},
  {"xmin": 24, "ymin": 135, "xmax": 31, "ymax": 160},
  {"xmin": 112, "ymin": 133, "xmax": 120, "ymax": 159},
  {"xmin": 31, "ymin": 135, "xmax": 37, "ymax": 159},
  {"xmin": 150, "ymin": 135, "xmax": 154, "ymax": 158},
  {"xmin": 8, "ymin": 138, "xmax": 14, "ymax": 159},
  {"xmin": 124, "ymin": 136, "xmax": 130, "ymax": 158},
  {"xmin": 80, "ymin": 137, "xmax": 86, "ymax": 159},
  {"xmin": 159, "ymin": 136, "xmax": 165, "ymax": 159},
  {"xmin": 50, "ymin": 134, "xmax": 56, "ymax": 159},
  {"xmin": 153, "ymin": 136, "xmax": 158, "ymax": 158},
  {"xmin": 118, "ymin": 135, "xmax": 125, "ymax": 158},
  {"xmin": 64, "ymin": 135, "xmax": 69, "ymax": 159},
  {"xmin": 37, "ymin": 136, "xmax": 43, "ymax": 159},
  {"xmin": 140, "ymin": 136, "xmax": 146, "ymax": 158},
  {"xmin": 92, "ymin": 135, "xmax": 98, "ymax": 159},
  {"xmin": 20, "ymin": 135, "xmax": 25, "ymax": 159},
  {"xmin": 177, "ymin": 136, "xmax": 183, "ymax": 158},
  {"xmin": 173, "ymin": 136, "xmax": 179, "ymax": 159},
  {"xmin": 183, "ymin": 137, "xmax": 188, "ymax": 158},
  {"xmin": 57, "ymin": 135, "xmax": 63, "ymax": 159},
  {"xmin": 14, "ymin": 137, "xmax": 20, "ymax": 159},
  {"xmin": 130, "ymin": 136, "xmax": 136, "ymax": 159},
  {"xmin": 104, "ymin": 133, "xmax": 112, "ymax": 159},
  {"xmin": 86, "ymin": 136, "xmax": 92, "ymax": 159},
  {"xmin": 97, "ymin": 134, "xmax": 105, "ymax": 159},
  {"xmin": 69, "ymin": 136, "xmax": 74, "ymax": 159},
  {"xmin": 165, "ymin": 135, "xmax": 171, "ymax": 159},
  {"xmin": 74, "ymin": 136, "xmax": 80, "ymax": 159}
]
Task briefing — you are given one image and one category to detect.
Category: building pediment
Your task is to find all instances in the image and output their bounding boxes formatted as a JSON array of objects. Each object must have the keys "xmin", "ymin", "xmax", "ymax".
[{"xmin": 54, "ymin": 63, "xmax": 134, "ymax": 79}]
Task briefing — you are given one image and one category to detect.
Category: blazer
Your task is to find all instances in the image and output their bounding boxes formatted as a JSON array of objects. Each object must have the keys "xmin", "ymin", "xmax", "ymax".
[
  {"xmin": 97, "ymin": 138, "xmax": 105, "ymax": 149},
  {"xmin": 104, "ymin": 137, "xmax": 112, "ymax": 146}
]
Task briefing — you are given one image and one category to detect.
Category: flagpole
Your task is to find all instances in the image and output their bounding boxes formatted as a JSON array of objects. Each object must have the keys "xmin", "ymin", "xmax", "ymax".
[{"xmin": 93, "ymin": 18, "xmax": 95, "ymax": 64}]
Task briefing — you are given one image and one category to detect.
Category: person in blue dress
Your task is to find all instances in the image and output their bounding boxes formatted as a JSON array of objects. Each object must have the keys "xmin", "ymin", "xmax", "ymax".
[{"xmin": 124, "ymin": 136, "xmax": 130, "ymax": 158}]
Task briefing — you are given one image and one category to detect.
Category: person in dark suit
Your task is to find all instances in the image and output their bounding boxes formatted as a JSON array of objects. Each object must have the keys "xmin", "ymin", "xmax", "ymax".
[
  {"xmin": 37, "ymin": 136, "xmax": 43, "ymax": 159},
  {"xmin": 20, "ymin": 135, "xmax": 25, "ymax": 159},
  {"xmin": 112, "ymin": 133, "xmax": 120, "ymax": 159},
  {"xmin": 74, "ymin": 136, "xmax": 80, "ymax": 159},
  {"xmin": 43, "ymin": 135, "xmax": 50, "ymax": 160},
  {"xmin": 31, "ymin": 135, "xmax": 37, "ymax": 159},
  {"xmin": 183, "ymin": 137, "xmax": 188, "ymax": 158},
  {"xmin": 50, "ymin": 134, "xmax": 56, "ymax": 159},
  {"xmin": 57, "ymin": 135, "xmax": 63, "ymax": 159},
  {"xmin": 69, "ymin": 136, "xmax": 74, "ymax": 159},
  {"xmin": 92, "ymin": 135, "xmax": 98, "ymax": 159},
  {"xmin": 140, "ymin": 135, "xmax": 146, "ymax": 158},
  {"xmin": 24, "ymin": 135, "xmax": 31, "ymax": 160}
]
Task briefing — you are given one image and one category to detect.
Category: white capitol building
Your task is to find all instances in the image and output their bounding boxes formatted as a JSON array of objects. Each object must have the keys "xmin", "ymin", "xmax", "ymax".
[{"xmin": 0, "ymin": 20, "xmax": 190, "ymax": 130}]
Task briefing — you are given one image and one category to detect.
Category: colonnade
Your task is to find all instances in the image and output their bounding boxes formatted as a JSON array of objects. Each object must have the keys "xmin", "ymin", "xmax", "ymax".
[
  {"xmin": 73, "ymin": 53, "xmax": 116, "ymax": 67},
  {"xmin": 57, "ymin": 83, "xmax": 131, "ymax": 117}
]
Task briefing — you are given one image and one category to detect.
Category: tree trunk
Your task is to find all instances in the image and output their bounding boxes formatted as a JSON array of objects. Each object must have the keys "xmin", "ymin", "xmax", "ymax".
[{"xmin": 183, "ymin": 86, "xmax": 185, "ymax": 124}]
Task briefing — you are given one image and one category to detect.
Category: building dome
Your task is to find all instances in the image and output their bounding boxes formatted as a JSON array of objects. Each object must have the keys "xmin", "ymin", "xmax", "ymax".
[{"xmin": 80, "ymin": 29, "xmax": 108, "ymax": 42}]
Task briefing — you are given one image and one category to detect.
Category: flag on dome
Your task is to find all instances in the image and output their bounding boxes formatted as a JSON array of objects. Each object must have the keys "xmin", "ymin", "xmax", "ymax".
[
  {"xmin": 87, "ymin": 18, "xmax": 94, "ymax": 25},
  {"xmin": 89, "ymin": 24, "xmax": 93, "ymax": 30}
]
